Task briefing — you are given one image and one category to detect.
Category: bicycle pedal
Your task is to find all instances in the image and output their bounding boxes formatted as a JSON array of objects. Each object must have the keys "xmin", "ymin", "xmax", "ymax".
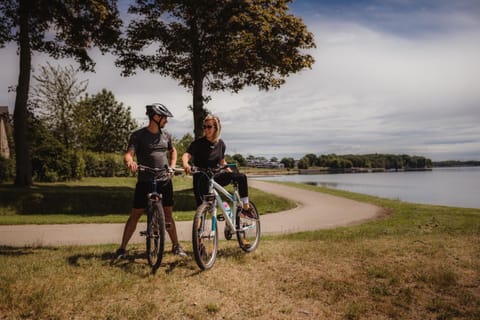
[
  {"xmin": 217, "ymin": 214, "xmax": 225, "ymax": 221},
  {"xmin": 139, "ymin": 230, "xmax": 147, "ymax": 236}
]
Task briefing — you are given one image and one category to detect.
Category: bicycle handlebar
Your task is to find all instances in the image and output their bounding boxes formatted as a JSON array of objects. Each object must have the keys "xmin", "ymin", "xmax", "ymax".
[
  {"xmin": 137, "ymin": 165, "xmax": 184, "ymax": 177},
  {"xmin": 187, "ymin": 163, "xmax": 238, "ymax": 176}
]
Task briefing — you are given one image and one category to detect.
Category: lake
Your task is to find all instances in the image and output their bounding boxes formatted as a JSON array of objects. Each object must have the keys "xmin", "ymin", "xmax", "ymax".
[{"xmin": 254, "ymin": 167, "xmax": 480, "ymax": 209}]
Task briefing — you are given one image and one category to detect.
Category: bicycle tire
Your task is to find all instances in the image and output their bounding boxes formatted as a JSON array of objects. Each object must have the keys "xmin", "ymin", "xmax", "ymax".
[
  {"xmin": 236, "ymin": 201, "xmax": 260, "ymax": 252},
  {"xmin": 146, "ymin": 201, "xmax": 166, "ymax": 272},
  {"xmin": 192, "ymin": 203, "xmax": 218, "ymax": 270},
  {"xmin": 224, "ymin": 225, "xmax": 233, "ymax": 240}
]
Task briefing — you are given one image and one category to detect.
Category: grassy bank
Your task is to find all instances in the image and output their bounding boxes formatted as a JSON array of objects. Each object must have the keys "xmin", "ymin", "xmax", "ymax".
[{"xmin": 1, "ymin": 183, "xmax": 479, "ymax": 319}]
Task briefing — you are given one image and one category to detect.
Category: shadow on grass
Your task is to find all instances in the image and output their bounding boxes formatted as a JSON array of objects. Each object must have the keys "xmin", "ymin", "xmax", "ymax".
[
  {"xmin": 0, "ymin": 246, "xmax": 38, "ymax": 257},
  {"xmin": 1, "ymin": 184, "xmax": 196, "ymax": 216},
  {"xmin": 66, "ymin": 243, "xmax": 251, "ymax": 277},
  {"xmin": 66, "ymin": 248, "xmax": 193, "ymax": 277}
]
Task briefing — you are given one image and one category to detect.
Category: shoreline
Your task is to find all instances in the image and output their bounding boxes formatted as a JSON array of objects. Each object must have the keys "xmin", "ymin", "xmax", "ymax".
[{"xmin": 243, "ymin": 167, "xmax": 433, "ymax": 177}]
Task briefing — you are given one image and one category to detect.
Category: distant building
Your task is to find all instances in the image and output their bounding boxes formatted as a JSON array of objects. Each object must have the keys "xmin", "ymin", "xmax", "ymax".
[
  {"xmin": 247, "ymin": 159, "xmax": 285, "ymax": 169},
  {"xmin": 0, "ymin": 106, "xmax": 10, "ymax": 159}
]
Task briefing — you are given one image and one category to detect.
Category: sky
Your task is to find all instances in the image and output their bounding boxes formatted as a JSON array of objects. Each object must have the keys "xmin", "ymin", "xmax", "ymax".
[{"xmin": 1, "ymin": 0, "xmax": 479, "ymax": 161}]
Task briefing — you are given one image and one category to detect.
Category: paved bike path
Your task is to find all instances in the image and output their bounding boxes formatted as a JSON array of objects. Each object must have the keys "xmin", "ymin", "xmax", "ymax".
[{"xmin": 0, "ymin": 180, "xmax": 384, "ymax": 247}]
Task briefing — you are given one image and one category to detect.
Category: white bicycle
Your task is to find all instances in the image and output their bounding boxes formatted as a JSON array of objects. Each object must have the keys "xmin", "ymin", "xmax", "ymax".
[{"xmin": 190, "ymin": 164, "xmax": 261, "ymax": 270}]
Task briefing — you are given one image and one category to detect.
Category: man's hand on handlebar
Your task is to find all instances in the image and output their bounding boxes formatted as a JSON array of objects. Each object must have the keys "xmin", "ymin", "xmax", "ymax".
[{"xmin": 183, "ymin": 164, "xmax": 192, "ymax": 175}]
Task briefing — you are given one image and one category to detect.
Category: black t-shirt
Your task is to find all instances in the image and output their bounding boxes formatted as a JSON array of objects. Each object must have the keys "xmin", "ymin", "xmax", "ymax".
[
  {"xmin": 186, "ymin": 137, "xmax": 226, "ymax": 169},
  {"xmin": 127, "ymin": 127, "xmax": 173, "ymax": 181}
]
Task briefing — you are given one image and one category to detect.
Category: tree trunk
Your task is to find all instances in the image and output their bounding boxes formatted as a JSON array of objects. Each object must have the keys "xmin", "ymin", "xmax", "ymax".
[
  {"xmin": 14, "ymin": 0, "xmax": 32, "ymax": 186},
  {"xmin": 190, "ymin": 15, "xmax": 206, "ymax": 140},
  {"xmin": 192, "ymin": 73, "xmax": 204, "ymax": 140}
]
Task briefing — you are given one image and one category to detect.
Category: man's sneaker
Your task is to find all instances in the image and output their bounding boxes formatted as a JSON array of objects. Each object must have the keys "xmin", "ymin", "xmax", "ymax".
[
  {"xmin": 115, "ymin": 248, "xmax": 127, "ymax": 259},
  {"xmin": 239, "ymin": 207, "xmax": 257, "ymax": 219},
  {"xmin": 172, "ymin": 244, "xmax": 187, "ymax": 257}
]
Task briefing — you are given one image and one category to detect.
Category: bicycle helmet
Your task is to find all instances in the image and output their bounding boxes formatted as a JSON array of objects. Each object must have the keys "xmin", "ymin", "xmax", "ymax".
[{"xmin": 146, "ymin": 103, "xmax": 174, "ymax": 118}]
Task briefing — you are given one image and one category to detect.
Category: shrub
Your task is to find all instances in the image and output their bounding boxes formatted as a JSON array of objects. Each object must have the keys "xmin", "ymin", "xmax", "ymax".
[
  {"xmin": 0, "ymin": 155, "xmax": 14, "ymax": 182},
  {"xmin": 69, "ymin": 151, "xmax": 86, "ymax": 180},
  {"xmin": 32, "ymin": 138, "xmax": 71, "ymax": 182}
]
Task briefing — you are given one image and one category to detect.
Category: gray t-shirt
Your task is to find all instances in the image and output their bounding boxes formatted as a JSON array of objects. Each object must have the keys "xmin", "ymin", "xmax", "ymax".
[{"xmin": 127, "ymin": 127, "xmax": 173, "ymax": 181}]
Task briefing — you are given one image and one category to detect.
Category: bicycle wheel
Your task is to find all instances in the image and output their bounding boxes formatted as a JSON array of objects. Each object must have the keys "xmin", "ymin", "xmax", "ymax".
[
  {"xmin": 237, "ymin": 201, "xmax": 260, "ymax": 252},
  {"xmin": 146, "ymin": 202, "xmax": 165, "ymax": 272},
  {"xmin": 192, "ymin": 203, "xmax": 218, "ymax": 270}
]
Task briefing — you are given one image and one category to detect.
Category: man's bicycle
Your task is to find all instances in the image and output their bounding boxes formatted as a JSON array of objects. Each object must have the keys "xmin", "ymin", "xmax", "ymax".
[
  {"xmin": 137, "ymin": 164, "xmax": 174, "ymax": 273},
  {"xmin": 191, "ymin": 164, "xmax": 261, "ymax": 270}
]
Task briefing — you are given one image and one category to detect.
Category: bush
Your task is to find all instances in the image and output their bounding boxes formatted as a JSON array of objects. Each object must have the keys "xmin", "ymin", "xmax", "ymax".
[
  {"xmin": 297, "ymin": 158, "xmax": 309, "ymax": 169},
  {"xmin": 32, "ymin": 138, "xmax": 71, "ymax": 182},
  {"xmin": 0, "ymin": 155, "xmax": 14, "ymax": 182},
  {"xmin": 69, "ymin": 151, "xmax": 86, "ymax": 179},
  {"xmin": 81, "ymin": 151, "xmax": 127, "ymax": 178}
]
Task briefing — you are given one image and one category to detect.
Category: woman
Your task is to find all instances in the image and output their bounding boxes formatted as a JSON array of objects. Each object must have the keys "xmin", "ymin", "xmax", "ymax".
[{"xmin": 182, "ymin": 114, "xmax": 255, "ymax": 218}]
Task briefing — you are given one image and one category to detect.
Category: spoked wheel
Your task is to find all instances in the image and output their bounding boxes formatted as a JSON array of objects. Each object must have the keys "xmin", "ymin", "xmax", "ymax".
[
  {"xmin": 237, "ymin": 201, "xmax": 260, "ymax": 252},
  {"xmin": 146, "ymin": 202, "xmax": 165, "ymax": 273},
  {"xmin": 192, "ymin": 203, "xmax": 218, "ymax": 270}
]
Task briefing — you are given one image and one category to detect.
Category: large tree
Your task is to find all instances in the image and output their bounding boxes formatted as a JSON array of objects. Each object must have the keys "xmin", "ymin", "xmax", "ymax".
[
  {"xmin": 0, "ymin": 0, "xmax": 121, "ymax": 186},
  {"xmin": 116, "ymin": 0, "xmax": 315, "ymax": 139},
  {"xmin": 76, "ymin": 89, "xmax": 138, "ymax": 153},
  {"xmin": 31, "ymin": 63, "xmax": 88, "ymax": 150}
]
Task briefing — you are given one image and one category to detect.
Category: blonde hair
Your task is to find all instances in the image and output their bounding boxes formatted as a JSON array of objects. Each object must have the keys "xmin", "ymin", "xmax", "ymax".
[{"xmin": 203, "ymin": 114, "xmax": 221, "ymax": 143}]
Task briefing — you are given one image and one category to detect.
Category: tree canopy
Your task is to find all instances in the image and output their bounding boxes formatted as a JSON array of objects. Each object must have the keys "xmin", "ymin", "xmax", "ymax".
[
  {"xmin": 76, "ymin": 89, "xmax": 138, "ymax": 153},
  {"xmin": 116, "ymin": 0, "xmax": 316, "ymax": 138},
  {"xmin": 0, "ymin": 0, "xmax": 122, "ymax": 186},
  {"xmin": 31, "ymin": 62, "xmax": 88, "ymax": 149}
]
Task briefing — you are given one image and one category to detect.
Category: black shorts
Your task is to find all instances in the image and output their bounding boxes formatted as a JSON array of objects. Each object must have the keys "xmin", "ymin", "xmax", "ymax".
[{"xmin": 133, "ymin": 180, "xmax": 174, "ymax": 209}]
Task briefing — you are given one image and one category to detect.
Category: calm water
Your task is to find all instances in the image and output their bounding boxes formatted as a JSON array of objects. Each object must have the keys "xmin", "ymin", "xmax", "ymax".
[{"xmin": 255, "ymin": 167, "xmax": 480, "ymax": 209}]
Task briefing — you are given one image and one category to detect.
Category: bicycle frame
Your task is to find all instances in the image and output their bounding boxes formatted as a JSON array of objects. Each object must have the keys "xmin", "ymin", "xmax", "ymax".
[
  {"xmin": 207, "ymin": 179, "xmax": 242, "ymax": 232},
  {"xmin": 197, "ymin": 166, "xmax": 256, "ymax": 236},
  {"xmin": 148, "ymin": 176, "xmax": 162, "ymax": 203},
  {"xmin": 140, "ymin": 165, "xmax": 168, "ymax": 204}
]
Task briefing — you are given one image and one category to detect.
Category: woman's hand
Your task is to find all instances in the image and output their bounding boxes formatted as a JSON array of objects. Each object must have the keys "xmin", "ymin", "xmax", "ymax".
[{"xmin": 126, "ymin": 160, "xmax": 138, "ymax": 172}]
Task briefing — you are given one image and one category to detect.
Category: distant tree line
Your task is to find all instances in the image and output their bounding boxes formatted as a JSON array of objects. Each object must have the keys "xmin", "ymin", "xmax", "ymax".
[
  {"xmin": 204, "ymin": 153, "xmax": 433, "ymax": 171},
  {"xmin": 433, "ymin": 160, "xmax": 480, "ymax": 167},
  {"xmin": 296, "ymin": 153, "xmax": 432, "ymax": 170}
]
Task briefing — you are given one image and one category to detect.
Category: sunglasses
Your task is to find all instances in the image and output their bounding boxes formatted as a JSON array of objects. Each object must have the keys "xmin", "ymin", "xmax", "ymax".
[{"xmin": 203, "ymin": 125, "xmax": 215, "ymax": 129}]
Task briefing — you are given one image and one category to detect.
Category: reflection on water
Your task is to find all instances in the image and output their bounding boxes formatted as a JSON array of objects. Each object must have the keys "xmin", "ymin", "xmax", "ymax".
[{"xmin": 254, "ymin": 167, "xmax": 480, "ymax": 209}]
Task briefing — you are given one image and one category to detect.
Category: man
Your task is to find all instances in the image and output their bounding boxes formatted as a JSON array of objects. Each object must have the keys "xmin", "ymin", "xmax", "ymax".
[{"xmin": 116, "ymin": 103, "xmax": 187, "ymax": 258}]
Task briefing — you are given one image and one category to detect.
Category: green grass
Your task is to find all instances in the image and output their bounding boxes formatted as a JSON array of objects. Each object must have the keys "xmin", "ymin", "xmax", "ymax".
[
  {"xmin": 0, "ymin": 182, "xmax": 479, "ymax": 319},
  {"xmin": 0, "ymin": 177, "xmax": 295, "ymax": 224},
  {"xmin": 274, "ymin": 181, "xmax": 480, "ymax": 239}
]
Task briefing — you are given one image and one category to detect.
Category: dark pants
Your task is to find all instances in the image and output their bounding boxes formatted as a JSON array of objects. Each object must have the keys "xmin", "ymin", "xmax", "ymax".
[
  {"xmin": 193, "ymin": 172, "xmax": 248, "ymax": 206},
  {"xmin": 133, "ymin": 180, "xmax": 174, "ymax": 209}
]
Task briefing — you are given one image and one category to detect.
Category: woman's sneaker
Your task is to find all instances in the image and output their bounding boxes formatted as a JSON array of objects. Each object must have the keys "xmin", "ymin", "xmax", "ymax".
[
  {"xmin": 172, "ymin": 244, "xmax": 187, "ymax": 257},
  {"xmin": 239, "ymin": 207, "xmax": 257, "ymax": 219}
]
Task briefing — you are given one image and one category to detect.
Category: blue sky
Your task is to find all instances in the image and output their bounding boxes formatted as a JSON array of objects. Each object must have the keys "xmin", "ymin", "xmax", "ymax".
[{"xmin": 1, "ymin": 0, "xmax": 479, "ymax": 161}]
